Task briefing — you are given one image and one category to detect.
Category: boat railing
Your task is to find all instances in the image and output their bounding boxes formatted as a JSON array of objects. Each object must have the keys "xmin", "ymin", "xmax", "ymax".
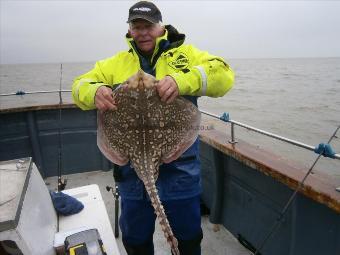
[
  {"xmin": 200, "ymin": 110, "xmax": 340, "ymax": 161},
  {"xmin": 0, "ymin": 90, "xmax": 72, "ymax": 96},
  {"xmin": 1, "ymin": 90, "xmax": 339, "ymax": 160}
]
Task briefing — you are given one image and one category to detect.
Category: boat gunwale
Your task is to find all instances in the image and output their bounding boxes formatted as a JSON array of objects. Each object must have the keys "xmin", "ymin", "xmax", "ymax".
[{"xmin": 199, "ymin": 126, "xmax": 340, "ymax": 213}]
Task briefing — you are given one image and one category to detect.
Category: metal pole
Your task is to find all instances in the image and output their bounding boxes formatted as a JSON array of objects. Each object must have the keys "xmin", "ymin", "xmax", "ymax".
[
  {"xmin": 0, "ymin": 90, "xmax": 71, "ymax": 96},
  {"xmin": 229, "ymin": 122, "xmax": 237, "ymax": 144},
  {"xmin": 231, "ymin": 120, "xmax": 316, "ymax": 151},
  {"xmin": 200, "ymin": 110, "xmax": 220, "ymax": 119}
]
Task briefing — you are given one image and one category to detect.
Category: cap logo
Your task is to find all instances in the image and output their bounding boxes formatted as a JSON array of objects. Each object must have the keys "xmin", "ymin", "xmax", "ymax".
[{"xmin": 133, "ymin": 7, "xmax": 151, "ymax": 12}]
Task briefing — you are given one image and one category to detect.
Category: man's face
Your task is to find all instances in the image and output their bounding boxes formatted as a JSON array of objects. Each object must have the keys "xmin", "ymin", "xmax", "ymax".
[{"xmin": 129, "ymin": 19, "xmax": 164, "ymax": 56}]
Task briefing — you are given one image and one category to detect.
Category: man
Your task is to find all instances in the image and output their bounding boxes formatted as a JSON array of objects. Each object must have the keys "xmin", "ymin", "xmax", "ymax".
[{"xmin": 72, "ymin": 1, "xmax": 234, "ymax": 254}]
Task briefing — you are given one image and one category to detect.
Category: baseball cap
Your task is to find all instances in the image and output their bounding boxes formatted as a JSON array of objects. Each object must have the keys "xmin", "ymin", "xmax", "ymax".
[{"xmin": 127, "ymin": 1, "xmax": 162, "ymax": 24}]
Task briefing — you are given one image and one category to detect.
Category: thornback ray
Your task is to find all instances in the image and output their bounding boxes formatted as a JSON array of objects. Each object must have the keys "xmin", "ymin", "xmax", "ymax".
[{"xmin": 97, "ymin": 70, "xmax": 201, "ymax": 255}]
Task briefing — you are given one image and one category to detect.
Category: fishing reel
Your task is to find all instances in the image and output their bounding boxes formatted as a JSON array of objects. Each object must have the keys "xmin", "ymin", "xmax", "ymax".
[{"xmin": 58, "ymin": 177, "xmax": 67, "ymax": 191}]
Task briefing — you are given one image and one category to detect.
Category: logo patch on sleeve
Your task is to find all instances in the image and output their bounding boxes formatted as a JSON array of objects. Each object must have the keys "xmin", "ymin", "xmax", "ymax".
[{"xmin": 168, "ymin": 53, "xmax": 189, "ymax": 70}]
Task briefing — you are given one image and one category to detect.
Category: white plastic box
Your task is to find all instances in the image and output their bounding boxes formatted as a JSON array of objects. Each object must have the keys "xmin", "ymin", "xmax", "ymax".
[{"xmin": 0, "ymin": 158, "xmax": 57, "ymax": 255}]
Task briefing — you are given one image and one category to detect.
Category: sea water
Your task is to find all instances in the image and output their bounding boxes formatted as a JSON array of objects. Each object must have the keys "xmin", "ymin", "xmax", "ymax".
[{"xmin": 1, "ymin": 58, "xmax": 339, "ymax": 178}]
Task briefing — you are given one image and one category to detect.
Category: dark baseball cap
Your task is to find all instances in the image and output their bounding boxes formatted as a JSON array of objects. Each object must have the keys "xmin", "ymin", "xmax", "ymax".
[{"xmin": 127, "ymin": 1, "xmax": 162, "ymax": 24}]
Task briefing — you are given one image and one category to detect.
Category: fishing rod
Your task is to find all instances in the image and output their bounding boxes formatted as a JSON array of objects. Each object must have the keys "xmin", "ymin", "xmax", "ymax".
[
  {"xmin": 57, "ymin": 63, "xmax": 67, "ymax": 192},
  {"xmin": 106, "ymin": 181, "xmax": 120, "ymax": 238},
  {"xmin": 0, "ymin": 90, "xmax": 71, "ymax": 97},
  {"xmin": 252, "ymin": 125, "xmax": 340, "ymax": 255}
]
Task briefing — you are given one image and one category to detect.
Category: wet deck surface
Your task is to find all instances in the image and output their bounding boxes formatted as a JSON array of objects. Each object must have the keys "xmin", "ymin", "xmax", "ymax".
[{"xmin": 45, "ymin": 170, "xmax": 251, "ymax": 255}]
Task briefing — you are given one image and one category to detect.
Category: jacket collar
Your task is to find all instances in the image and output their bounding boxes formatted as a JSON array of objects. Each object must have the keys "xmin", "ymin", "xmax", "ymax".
[{"xmin": 165, "ymin": 25, "xmax": 185, "ymax": 49}]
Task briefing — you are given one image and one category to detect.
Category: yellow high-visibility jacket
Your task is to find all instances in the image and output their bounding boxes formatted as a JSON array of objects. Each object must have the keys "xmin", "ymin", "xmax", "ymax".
[{"xmin": 72, "ymin": 25, "xmax": 234, "ymax": 110}]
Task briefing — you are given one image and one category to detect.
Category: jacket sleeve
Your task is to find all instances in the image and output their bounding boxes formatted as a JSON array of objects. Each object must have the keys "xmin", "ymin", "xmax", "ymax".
[
  {"xmin": 72, "ymin": 60, "xmax": 111, "ymax": 110},
  {"xmin": 168, "ymin": 45, "xmax": 234, "ymax": 97}
]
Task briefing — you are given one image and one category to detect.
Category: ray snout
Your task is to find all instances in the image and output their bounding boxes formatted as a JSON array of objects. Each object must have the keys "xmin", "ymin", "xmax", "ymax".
[{"xmin": 125, "ymin": 70, "xmax": 158, "ymax": 90}]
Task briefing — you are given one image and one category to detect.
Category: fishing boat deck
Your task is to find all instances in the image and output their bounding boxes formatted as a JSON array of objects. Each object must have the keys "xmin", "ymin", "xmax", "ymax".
[{"xmin": 45, "ymin": 170, "xmax": 251, "ymax": 255}]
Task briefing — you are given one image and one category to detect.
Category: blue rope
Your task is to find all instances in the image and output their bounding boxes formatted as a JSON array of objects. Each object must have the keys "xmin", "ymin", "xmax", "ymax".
[
  {"xmin": 15, "ymin": 90, "xmax": 25, "ymax": 95},
  {"xmin": 314, "ymin": 143, "xmax": 336, "ymax": 158},
  {"xmin": 219, "ymin": 112, "xmax": 230, "ymax": 122}
]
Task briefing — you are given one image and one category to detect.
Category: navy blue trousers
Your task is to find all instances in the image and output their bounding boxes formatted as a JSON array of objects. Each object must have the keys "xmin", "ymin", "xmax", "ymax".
[{"xmin": 119, "ymin": 195, "xmax": 202, "ymax": 255}]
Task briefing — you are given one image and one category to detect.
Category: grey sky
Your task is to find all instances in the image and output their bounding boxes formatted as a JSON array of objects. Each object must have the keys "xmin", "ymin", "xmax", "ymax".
[{"xmin": 1, "ymin": 0, "xmax": 340, "ymax": 64}]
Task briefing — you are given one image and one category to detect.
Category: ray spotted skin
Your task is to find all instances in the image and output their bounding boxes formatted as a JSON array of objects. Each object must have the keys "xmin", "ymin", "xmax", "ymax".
[{"xmin": 97, "ymin": 70, "xmax": 201, "ymax": 255}]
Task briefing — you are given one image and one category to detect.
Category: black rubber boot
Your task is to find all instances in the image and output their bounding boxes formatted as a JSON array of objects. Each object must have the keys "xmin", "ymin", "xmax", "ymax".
[
  {"xmin": 123, "ymin": 239, "xmax": 154, "ymax": 255},
  {"xmin": 174, "ymin": 230, "xmax": 204, "ymax": 255}
]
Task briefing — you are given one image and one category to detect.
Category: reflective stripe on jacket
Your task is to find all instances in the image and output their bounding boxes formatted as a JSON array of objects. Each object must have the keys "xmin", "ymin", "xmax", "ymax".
[{"xmin": 72, "ymin": 25, "xmax": 234, "ymax": 200}]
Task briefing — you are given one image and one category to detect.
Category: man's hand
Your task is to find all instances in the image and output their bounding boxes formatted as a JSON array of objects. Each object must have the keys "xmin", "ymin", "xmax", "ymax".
[
  {"xmin": 95, "ymin": 86, "xmax": 117, "ymax": 111},
  {"xmin": 156, "ymin": 76, "xmax": 179, "ymax": 104}
]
